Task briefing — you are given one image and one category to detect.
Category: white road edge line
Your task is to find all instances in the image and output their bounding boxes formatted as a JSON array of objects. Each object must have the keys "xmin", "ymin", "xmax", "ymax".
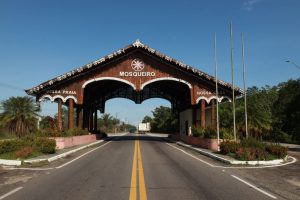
[
  {"xmin": 231, "ymin": 175, "xmax": 277, "ymax": 199},
  {"xmin": 165, "ymin": 142, "xmax": 215, "ymax": 167},
  {"xmin": 0, "ymin": 187, "xmax": 23, "ymax": 200},
  {"xmin": 55, "ymin": 141, "xmax": 111, "ymax": 169}
]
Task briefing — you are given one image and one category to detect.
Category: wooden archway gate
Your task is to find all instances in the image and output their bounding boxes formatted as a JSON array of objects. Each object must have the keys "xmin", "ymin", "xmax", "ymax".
[{"xmin": 26, "ymin": 40, "xmax": 241, "ymax": 135}]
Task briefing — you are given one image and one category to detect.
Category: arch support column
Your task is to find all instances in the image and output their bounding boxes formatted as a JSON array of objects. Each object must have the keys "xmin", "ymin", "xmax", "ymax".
[
  {"xmin": 68, "ymin": 99, "xmax": 74, "ymax": 129},
  {"xmin": 57, "ymin": 99, "xmax": 63, "ymax": 131},
  {"xmin": 192, "ymin": 106, "xmax": 197, "ymax": 128},
  {"xmin": 89, "ymin": 107, "xmax": 94, "ymax": 132},
  {"xmin": 211, "ymin": 99, "xmax": 216, "ymax": 129},
  {"xmin": 94, "ymin": 108, "xmax": 98, "ymax": 132},
  {"xmin": 201, "ymin": 99, "xmax": 206, "ymax": 128},
  {"xmin": 83, "ymin": 106, "xmax": 89, "ymax": 130},
  {"xmin": 76, "ymin": 107, "xmax": 83, "ymax": 129}
]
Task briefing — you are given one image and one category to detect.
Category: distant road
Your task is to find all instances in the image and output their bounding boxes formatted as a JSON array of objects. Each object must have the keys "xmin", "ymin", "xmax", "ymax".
[{"xmin": 3, "ymin": 134, "xmax": 277, "ymax": 200}]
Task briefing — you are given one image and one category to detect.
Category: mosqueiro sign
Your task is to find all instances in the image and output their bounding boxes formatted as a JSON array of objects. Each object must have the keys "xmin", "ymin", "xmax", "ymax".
[
  {"xmin": 119, "ymin": 71, "xmax": 155, "ymax": 77},
  {"xmin": 119, "ymin": 58, "xmax": 156, "ymax": 77}
]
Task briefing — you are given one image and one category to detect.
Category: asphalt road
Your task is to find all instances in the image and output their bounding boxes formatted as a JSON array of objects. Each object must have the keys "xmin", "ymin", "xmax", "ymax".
[{"xmin": 1, "ymin": 134, "xmax": 282, "ymax": 200}]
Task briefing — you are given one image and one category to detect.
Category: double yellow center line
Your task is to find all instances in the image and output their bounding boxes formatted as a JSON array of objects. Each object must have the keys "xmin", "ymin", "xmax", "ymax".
[{"xmin": 129, "ymin": 140, "xmax": 147, "ymax": 200}]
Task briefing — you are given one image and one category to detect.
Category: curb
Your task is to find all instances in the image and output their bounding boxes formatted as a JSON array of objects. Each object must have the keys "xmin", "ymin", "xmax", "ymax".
[
  {"xmin": 176, "ymin": 141, "xmax": 285, "ymax": 166},
  {"xmin": 0, "ymin": 159, "xmax": 22, "ymax": 166},
  {"xmin": 26, "ymin": 140, "xmax": 104, "ymax": 164},
  {"xmin": 0, "ymin": 140, "xmax": 105, "ymax": 166}
]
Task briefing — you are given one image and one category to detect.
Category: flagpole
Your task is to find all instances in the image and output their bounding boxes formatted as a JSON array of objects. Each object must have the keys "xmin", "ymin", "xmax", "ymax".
[
  {"xmin": 214, "ymin": 33, "xmax": 220, "ymax": 144},
  {"xmin": 230, "ymin": 21, "xmax": 237, "ymax": 141},
  {"xmin": 242, "ymin": 33, "xmax": 248, "ymax": 138}
]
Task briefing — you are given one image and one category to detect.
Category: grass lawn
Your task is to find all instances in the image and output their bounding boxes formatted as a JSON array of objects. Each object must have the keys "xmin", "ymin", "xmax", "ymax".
[
  {"xmin": 0, "ymin": 131, "xmax": 17, "ymax": 140},
  {"xmin": 0, "ymin": 151, "xmax": 44, "ymax": 160}
]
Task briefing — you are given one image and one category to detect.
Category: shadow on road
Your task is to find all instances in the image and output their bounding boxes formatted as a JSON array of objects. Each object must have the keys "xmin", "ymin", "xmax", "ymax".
[
  {"xmin": 105, "ymin": 134, "xmax": 174, "ymax": 143},
  {"xmin": 289, "ymin": 147, "xmax": 300, "ymax": 152}
]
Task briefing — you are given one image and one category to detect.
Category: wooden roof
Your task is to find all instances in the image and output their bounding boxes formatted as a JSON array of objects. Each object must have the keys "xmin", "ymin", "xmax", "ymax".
[{"xmin": 25, "ymin": 39, "xmax": 242, "ymax": 95}]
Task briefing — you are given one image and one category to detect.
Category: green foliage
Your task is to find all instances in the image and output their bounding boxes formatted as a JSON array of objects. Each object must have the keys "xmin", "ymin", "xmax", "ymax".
[
  {"xmin": 220, "ymin": 138, "xmax": 287, "ymax": 160},
  {"xmin": 118, "ymin": 122, "xmax": 136, "ymax": 133},
  {"xmin": 0, "ymin": 137, "xmax": 56, "ymax": 158},
  {"xmin": 244, "ymin": 86, "xmax": 278, "ymax": 137},
  {"xmin": 98, "ymin": 113, "xmax": 113, "ymax": 132},
  {"xmin": 192, "ymin": 126, "xmax": 205, "ymax": 137},
  {"xmin": 219, "ymin": 128, "xmax": 234, "ymax": 140},
  {"xmin": 232, "ymin": 86, "xmax": 278, "ymax": 138},
  {"xmin": 0, "ymin": 129, "xmax": 17, "ymax": 140},
  {"xmin": 203, "ymin": 128, "xmax": 217, "ymax": 139},
  {"xmin": 64, "ymin": 128, "xmax": 89, "ymax": 137},
  {"xmin": 240, "ymin": 137, "xmax": 266, "ymax": 149},
  {"xmin": 265, "ymin": 144, "xmax": 288, "ymax": 158},
  {"xmin": 150, "ymin": 106, "xmax": 178, "ymax": 133},
  {"xmin": 235, "ymin": 147, "xmax": 270, "ymax": 161},
  {"xmin": 96, "ymin": 113, "xmax": 134, "ymax": 133},
  {"xmin": 220, "ymin": 141, "xmax": 239, "ymax": 155},
  {"xmin": 219, "ymin": 102, "xmax": 233, "ymax": 129},
  {"xmin": 191, "ymin": 127, "xmax": 218, "ymax": 139},
  {"xmin": 34, "ymin": 137, "xmax": 56, "ymax": 154},
  {"xmin": 0, "ymin": 96, "xmax": 39, "ymax": 137},
  {"xmin": 142, "ymin": 115, "xmax": 153, "ymax": 123},
  {"xmin": 272, "ymin": 130, "xmax": 293, "ymax": 143},
  {"xmin": 15, "ymin": 147, "xmax": 33, "ymax": 159},
  {"xmin": 34, "ymin": 128, "xmax": 90, "ymax": 137},
  {"xmin": 40, "ymin": 116, "xmax": 56, "ymax": 130},
  {"xmin": 54, "ymin": 107, "xmax": 69, "ymax": 130},
  {"xmin": 272, "ymin": 79, "xmax": 300, "ymax": 143},
  {"xmin": 34, "ymin": 128, "xmax": 62, "ymax": 137},
  {"xmin": 219, "ymin": 78, "xmax": 300, "ymax": 143},
  {"xmin": 0, "ymin": 140, "xmax": 23, "ymax": 154}
]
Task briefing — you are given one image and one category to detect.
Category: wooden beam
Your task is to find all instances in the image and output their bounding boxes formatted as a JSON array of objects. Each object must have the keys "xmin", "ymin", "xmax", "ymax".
[
  {"xmin": 89, "ymin": 107, "xmax": 93, "ymax": 132},
  {"xmin": 82, "ymin": 107, "xmax": 87, "ymax": 129},
  {"xmin": 79, "ymin": 108, "xmax": 83, "ymax": 129},
  {"xmin": 68, "ymin": 99, "xmax": 74, "ymax": 129},
  {"xmin": 57, "ymin": 99, "xmax": 63, "ymax": 131},
  {"xmin": 211, "ymin": 99, "xmax": 216, "ymax": 129},
  {"xmin": 94, "ymin": 108, "xmax": 98, "ymax": 132},
  {"xmin": 192, "ymin": 106, "xmax": 197, "ymax": 128},
  {"xmin": 76, "ymin": 107, "xmax": 83, "ymax": 129},
  {"xmin": 201, "ymin": 100, "xmax": 206, "ymax": 128}
]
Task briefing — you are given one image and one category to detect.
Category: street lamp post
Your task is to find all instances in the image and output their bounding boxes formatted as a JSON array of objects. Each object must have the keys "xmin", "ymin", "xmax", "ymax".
[{"xmin": 286, "ymin": 60, "xmax": 300, "ymax": 70}]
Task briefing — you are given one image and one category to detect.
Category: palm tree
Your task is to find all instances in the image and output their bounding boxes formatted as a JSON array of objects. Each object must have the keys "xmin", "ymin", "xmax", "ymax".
[
  {"xmin": 101, "ymin": 113, "xmax": 113, "ymax": 132},
  {"xmin": 0, "ymin": 96, "xmax": 39, "ymax": 137},
  {"xmin": 112, "ymin": 117, "xmax": 120, "ymax": 133}
]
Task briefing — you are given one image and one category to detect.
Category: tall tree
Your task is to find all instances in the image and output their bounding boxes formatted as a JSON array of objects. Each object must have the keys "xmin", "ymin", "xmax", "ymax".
[
  {"xmin": 99, "ymin": 113, "xmax": 113, "ymax": 132},
  {"xmin": 151, "ymin": 106, "xmax": 178, "ymax": 133},
  {"xmin": 0, "ymin": 96, "xmax": 39, "ymax": 137},
  {"xmin": 220, "ymin": 86, "xmax": 278, "ymax": 139},
  {"xmin": 142, "ymin": 115, "xmax": 152, "ymax": 123},
  {"xmin": 54, "ymin": 107, "xmax": 69, "ymax": 130},
  {"xmin": 273, "ymin": 79, "xmax": 300, "ymax": 142},
  {"xmin": 244, "ymin": 86, "xmax": 278, "ymax": 138},
  {"xmin": 40, "ymin": 116, "xmax": 57, "ymax": 130}
]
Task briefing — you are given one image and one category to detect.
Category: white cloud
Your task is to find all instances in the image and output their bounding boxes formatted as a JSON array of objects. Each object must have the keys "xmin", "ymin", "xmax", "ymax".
[{"xmin": 242, "ymin": 0, "xmax": 264, "ymax": 11}]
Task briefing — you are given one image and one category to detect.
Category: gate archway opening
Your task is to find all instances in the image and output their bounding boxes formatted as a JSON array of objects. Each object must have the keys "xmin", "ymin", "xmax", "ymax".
[
  {"xmin": 101, "ymin": 97, "xmax": 172, "ymax": 133},
  {"xmin": 81, "ymin": 78, "xmax": 191, "ymax": 132}
]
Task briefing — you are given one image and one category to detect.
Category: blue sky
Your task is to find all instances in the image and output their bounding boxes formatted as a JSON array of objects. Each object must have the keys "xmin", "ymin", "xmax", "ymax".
[{"xmin": 0, "ymin": 0, "xmax": 300, "ymax": 125}]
